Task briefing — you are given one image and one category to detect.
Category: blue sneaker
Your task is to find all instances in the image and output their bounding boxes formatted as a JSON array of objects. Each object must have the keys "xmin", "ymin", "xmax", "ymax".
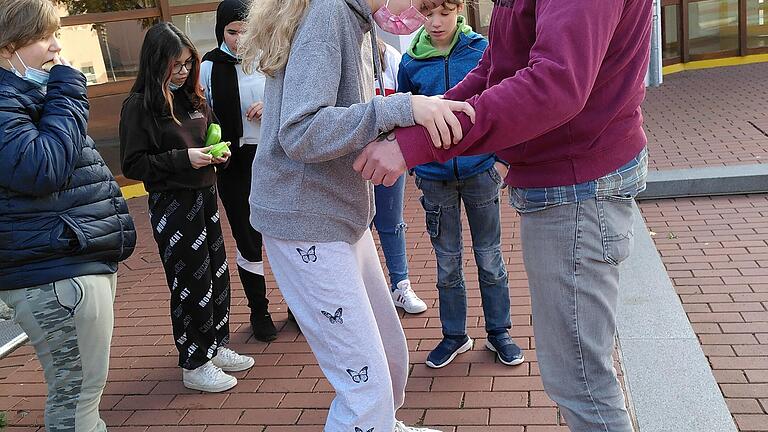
[
  {"xmin": 486, "ymin": 332, "xmax": 525, "ymax": 366},
  {"xmin": 426, "ymin": 335, "xmax": 473, "ymax": 369}
]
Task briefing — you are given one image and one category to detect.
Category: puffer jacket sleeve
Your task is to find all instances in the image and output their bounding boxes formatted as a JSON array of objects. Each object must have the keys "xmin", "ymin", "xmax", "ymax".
[{"xmin": 0, "ymin": 65, "xmax": 88, "ymax": 196}]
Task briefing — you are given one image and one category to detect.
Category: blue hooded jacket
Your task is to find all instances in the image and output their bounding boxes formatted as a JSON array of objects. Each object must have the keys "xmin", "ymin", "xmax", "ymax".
[
  {"xmin": 0, "ymin": 66, "xmax": 136, "ymax": 291},
  {"xmin": 397, "ymin": 18, "xmax": 498, "ymax": 181}
]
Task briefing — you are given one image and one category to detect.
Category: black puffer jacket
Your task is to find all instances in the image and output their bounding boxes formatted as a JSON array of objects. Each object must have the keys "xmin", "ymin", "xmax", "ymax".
[{"xmin": 0, "ymin": 66, "xmax": 136, "ymax": 291}]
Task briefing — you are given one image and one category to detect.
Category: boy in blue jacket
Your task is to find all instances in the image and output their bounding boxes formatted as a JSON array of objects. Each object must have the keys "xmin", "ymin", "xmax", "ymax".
[{"xmin": 398, "ymin": 0, "xmax": 524, "ymax": 369}]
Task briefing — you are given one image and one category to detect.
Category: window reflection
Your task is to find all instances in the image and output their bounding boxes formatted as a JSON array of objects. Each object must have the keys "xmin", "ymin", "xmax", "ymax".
[
  {"xmin": 748, "ymin": 0, "xmax": 768, "ymax": 48},
  {"xmin": 169, "ymin": 0, "xmax": 217, "ymax": 5},
  {"xmin": 88, "ymin": 94, "xmax": 128, "ymax": 176},
  {"xmin": 57, "ymin": 0, "xmax": 156, "ymax": 16},
  {"xmin": 477, "ymin": 0, "xmax": 493, "ymax": 30},
  {"xmin": 663, "ymin": 5, "xmax": 681, "ymax": 60},
  {"xmin": 172, "ymin": 12, "xmax": 218, "ymax": 56},
  {"xmin": 60, "ymin": 19, "xmax": 155, "ymax": 86},
  {"xmin": 688, "ymin": 0, "xmax": 739, "ymax": 56}
]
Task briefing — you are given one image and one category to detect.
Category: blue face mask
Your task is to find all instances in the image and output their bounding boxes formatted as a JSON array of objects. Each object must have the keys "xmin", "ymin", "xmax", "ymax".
[
  {"xmin": 169, "ymin": 82, "xmax": 182, "ymax": 91},
  {"xmin": 220, "ymin": 41, "xmax": 239, "ymax": 59},
  {"xmin": 9, "ymin": 52, "xmax": 50, "ymax": 87}
]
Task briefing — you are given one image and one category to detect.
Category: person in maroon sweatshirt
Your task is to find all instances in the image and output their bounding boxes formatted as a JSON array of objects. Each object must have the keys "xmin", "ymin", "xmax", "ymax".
[{"xmin": 354, "ymin": 0, "xmax": 651, "ymax": 431}]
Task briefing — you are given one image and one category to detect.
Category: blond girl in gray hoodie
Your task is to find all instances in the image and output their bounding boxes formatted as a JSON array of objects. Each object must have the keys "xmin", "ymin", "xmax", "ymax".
[{"xmin": 240, "ymin": 0, "xmax": 469, "ymax": 430}]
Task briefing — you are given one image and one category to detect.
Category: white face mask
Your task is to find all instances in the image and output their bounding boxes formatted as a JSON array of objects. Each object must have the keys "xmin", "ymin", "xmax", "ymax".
[{"xmin": 220, "ymin": 41, "xmax": 239, "ymax": 59}]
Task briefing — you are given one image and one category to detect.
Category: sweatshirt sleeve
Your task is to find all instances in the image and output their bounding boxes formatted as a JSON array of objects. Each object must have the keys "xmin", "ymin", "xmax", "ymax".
[
  {"xmin": 0, "ymin": 66, "xmax": 88, "ymax": 196},
  {"xmin": 396, "ymin": 0, "xmax": 625, "ymax": 168},
  {"xmin": 119, "ymin": 96, "xmax": 191, "ymax": 183},
  {"xmin": 277, "ymin": 40, "xmax": 415, "ymax": 164}
]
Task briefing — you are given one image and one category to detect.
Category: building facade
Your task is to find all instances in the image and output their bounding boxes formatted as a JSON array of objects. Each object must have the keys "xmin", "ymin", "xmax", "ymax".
[{"xmin": 661, "ymin": 0, "xmax": 768, "ymax": 64}]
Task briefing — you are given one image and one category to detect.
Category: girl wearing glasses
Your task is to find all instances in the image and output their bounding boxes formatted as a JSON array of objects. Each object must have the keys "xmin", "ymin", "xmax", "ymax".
[{"xmin": 120, "ymin": 22, "xmax": 254, "ymax": 393}]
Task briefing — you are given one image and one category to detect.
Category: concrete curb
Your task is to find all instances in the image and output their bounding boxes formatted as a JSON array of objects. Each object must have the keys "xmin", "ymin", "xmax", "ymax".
[
  {"xmin": 0, "ymin": 320, "xmax": 26, "ymax": 360},
  {"xmin": 616, "ymin": 204, "xmax": 737, "ymax": 432},
  {"xmin": 639, "ymin": 164, "xmax": 768, "ymax": 200}
]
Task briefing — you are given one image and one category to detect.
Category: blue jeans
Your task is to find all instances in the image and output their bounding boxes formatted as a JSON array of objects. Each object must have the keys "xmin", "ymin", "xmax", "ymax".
[
  {"xmin": 373, "ymin": 174, "xmax": 408, "ymax": 291},
  {"xmin": 416, "ymin": 168, "xmax": 511, "ymax": 337}
]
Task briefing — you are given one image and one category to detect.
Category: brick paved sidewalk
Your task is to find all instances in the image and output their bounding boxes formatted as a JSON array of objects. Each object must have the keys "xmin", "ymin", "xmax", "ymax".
[
  {"xmin": 643, "ymin": 62, "xmax": 768, "ymax": 171},
  {"xmin": 639, "ymin": 194, "xmax": 768, "ymax": 432},
  {"xmin": 3, "ymin": 62, "xmax": 767, "ymax": 431},
  {"xmin": 1, "ymin": 184, "xmax": 618, "ymax": 431}
]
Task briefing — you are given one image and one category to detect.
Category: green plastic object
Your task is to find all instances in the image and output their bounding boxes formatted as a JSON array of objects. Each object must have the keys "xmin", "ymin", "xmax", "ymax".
[
  {"xmin": 205, "ymin": 123, "xmax": 222, "ymax": 146},
  {"xmin": 208, "ymin": 141, "xmax": 231, "ymax": 158}
]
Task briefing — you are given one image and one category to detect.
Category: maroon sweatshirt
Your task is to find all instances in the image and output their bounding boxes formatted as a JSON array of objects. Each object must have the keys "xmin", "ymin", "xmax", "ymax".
[{"xmin": 396, "ymin": 0, "xmax": 652, "ymax": 188}]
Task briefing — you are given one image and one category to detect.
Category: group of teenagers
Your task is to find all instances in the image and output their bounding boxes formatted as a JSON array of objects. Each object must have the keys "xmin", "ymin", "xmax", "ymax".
[{"xmin": 0, "ymin": 0, "xmax": 653, "ymax": 431}]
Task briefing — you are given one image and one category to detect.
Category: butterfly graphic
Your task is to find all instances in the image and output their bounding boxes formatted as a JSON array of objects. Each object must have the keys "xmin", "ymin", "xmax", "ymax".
[
  {"xmin": 346, "ymin": 366, "xmax": 369, "ymax": 383},
  {"xmin": 296, "ymin": 246, "xmax": 318, "ymax": 263},
  {"xmin": 355, "ymin": 428, "xmax": 374, "ymax": 432},
  {"xmin": 321, "ymin": 307, "xmax": 343, "ymax": 324}
]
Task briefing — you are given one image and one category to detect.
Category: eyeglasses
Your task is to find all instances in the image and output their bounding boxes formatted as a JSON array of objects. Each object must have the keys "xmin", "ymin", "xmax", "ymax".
[{"xmin": 171, "ymin": 59, "xmax": 195, "ymax": 74}]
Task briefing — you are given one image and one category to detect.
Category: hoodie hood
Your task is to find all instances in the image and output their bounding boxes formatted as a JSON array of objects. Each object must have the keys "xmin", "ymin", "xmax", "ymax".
[
  {"xmin": 407, "ymin": 15, "xmax": 474, "ymax": 59},
  {"xmin": 345, "ymin": 0, "xmax": 374, "ymax": 32},
  {"xmin": 214, "ymin": 0, "xmax": 249, "ymax": 45}
]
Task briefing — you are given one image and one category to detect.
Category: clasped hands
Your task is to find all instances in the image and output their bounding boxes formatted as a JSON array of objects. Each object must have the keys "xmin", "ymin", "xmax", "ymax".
[{"xmin": 353, "ymin": 95, "xmax": 475, "ymax": 187}]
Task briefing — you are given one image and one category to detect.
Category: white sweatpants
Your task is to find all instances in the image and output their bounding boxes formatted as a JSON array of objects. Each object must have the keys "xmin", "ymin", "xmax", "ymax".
[{"xmin": 263, "ymin": 229, "xmax": 409, "ymax": 432}]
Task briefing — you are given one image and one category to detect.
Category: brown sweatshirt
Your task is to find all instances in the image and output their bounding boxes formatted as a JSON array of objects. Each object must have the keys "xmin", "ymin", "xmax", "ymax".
[{"xmin": 119, "ymin": 91, "xmax": 217, "ymax": 192}]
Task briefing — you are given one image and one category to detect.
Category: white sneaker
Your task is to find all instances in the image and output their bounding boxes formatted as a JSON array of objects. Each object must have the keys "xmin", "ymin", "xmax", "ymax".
[
  {"xmin": 182, "ymin": 361, "xmax": 237, "ymax": 393},
  {"xmin": 391, "ymin": 280, "xmax": 428, "ymax": 314},
  {"xmin": 394, "ymin": 420, "xmax": 444, "ymax": 432},
  {"xmin": 211, "ymin": 347, "xmax": 255, "ymax": 372}
]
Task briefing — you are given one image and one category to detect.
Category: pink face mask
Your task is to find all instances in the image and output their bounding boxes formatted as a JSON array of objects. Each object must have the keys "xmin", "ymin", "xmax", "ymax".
[{"xmin": 373, "ymin": 0, "xmax": 428, "ymax": 35}]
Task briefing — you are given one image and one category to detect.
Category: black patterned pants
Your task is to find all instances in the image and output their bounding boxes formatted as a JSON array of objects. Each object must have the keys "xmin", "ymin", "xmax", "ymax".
[{"xmin": 149, "ymin": 185, "xmax": 230, "ymax": 369}]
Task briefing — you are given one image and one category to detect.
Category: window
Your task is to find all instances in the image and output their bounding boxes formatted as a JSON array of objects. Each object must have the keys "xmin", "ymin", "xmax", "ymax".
[
  {"xmin": 171, "ymin": 12, "xmax": 218, "ymax": 56},
  {"xmin": 688, "ymin": 0, "xmax": 739, "ymax": 56},
  {"xmin": 747, "ymin": 0, "xmax": 768, "ymax": 49},
  {"xmin": 57, "ymin": 0, "xmax": 157, "ymax": 16},
  {"xmin": 61, "ymin": 19, "xmax": 156, "ymax": 86},
  {"xmin": 663, "ymin": 4, "xmax": 682, "ymax": 60}
]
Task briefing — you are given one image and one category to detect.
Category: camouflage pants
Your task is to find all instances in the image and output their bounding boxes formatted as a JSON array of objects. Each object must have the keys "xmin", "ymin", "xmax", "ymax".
[{"xmin": 0, "ymin": 273, "xmax": 116, "ymax": 432}]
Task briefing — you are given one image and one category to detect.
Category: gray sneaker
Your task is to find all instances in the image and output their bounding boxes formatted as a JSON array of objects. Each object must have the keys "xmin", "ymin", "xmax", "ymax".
[{"xmin": 212, "ymin": 347, "xmax": 255, "ymax": 372}]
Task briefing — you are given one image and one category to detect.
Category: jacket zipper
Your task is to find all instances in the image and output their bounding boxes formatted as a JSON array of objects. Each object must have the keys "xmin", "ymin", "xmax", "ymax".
[{"xmin": 445, "ymin": 39, "xmax": 459, "ymax": 180}]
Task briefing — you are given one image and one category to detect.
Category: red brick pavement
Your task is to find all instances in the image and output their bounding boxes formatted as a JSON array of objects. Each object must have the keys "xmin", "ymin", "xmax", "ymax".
[
  {"xmin": 1, "ymin": 184, "xmax": 625, "ymax": 431},
  {"xmin": 639, "ymin": 194, "xmax": 768, "ymax": 432},
  {"xmin": 643, "ymin": 63, "xmax": 768, "ymax": 171}
]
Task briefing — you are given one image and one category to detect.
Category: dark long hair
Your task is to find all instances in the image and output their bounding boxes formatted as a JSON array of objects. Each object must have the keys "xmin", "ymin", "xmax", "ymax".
[{"xmin": 130, "ymin": 22, "xmax": 206, "ymax": 124}]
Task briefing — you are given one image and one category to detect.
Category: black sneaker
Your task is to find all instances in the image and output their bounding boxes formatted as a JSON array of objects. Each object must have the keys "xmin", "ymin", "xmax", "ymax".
[
  {"xmin": 486, "ymin": 332, "xmax": 525, "ymax": 366},
  {"xmin": 426, "ymin": 335, "xmax": 473, "ymax": 369},
  {"xmin": 286, "ymin": 308, "xmax": 302, "ymax": 333},
  {"xmin": 287, "ymin": 308, "xmax": 297, "ymax": 325},
  {"xmin": 251, "ymin": 313, "xmax": 278, "ymax": 342}
]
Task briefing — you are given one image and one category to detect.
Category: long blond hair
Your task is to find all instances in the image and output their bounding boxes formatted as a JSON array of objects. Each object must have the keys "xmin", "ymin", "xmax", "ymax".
[{"xmin": 241, "ymin": 0, "xmax": 310, "ymax": 77}]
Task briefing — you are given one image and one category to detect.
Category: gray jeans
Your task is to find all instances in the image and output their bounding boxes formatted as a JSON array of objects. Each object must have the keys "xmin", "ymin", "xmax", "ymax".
[
  {"xmin": 520, "ymin": 197, "xmax": 635, "ymax": 432},
  {"xmin": 0, "ymin": 273, "xmax": 116, "ymax": 432}
]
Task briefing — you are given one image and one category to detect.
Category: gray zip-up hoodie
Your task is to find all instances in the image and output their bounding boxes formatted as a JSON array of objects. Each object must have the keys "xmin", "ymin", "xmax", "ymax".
[{"xmin": 249, "ymin": 0, "xmax": 415, "ymax": 243}]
